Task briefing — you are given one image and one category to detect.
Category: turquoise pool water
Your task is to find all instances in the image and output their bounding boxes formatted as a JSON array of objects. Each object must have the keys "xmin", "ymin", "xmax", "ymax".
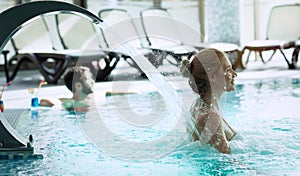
[{"xmin": 0, "ymin": 78, "xmax": 300, "ymax": 175}]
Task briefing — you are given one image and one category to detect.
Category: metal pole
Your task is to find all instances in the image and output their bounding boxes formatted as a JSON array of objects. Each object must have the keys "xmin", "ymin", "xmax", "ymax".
[
  {"xmin": 198, "ymin": 0, "xmax": 205, "ymax": 42},
  {"xmin": 253, "ymin": 0, "xmax": 258, "ymax": 40}
]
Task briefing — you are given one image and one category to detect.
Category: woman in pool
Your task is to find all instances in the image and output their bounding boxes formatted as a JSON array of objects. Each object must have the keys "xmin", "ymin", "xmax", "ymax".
[
  {"xmin": 180, "ymin": 48, "xmax": 237, "ymax": 154},
  {"xmin": 40, "ymin": 66, "xmax": 95, "ymax": 112}
]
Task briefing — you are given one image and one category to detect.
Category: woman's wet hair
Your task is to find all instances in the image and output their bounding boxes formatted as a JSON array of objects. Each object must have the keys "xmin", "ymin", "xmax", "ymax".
[
  {"xmin": 64, "ymin": 66, "xmax": 95, "ymax": 95},
  {"xmin": 180, "ymin": 48, "xmax": 226, "ymax": 98}
]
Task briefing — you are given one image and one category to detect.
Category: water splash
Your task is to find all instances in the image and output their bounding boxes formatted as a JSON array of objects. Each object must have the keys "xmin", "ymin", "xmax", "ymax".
[{"xmin": 76, "ymin": 22, "xmax": 199, "ymax": 160}]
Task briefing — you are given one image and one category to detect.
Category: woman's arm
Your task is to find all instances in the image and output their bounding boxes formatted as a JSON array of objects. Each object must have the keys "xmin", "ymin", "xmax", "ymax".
[
  {"xmin": 197, "ymin": 111, "xmax": 221, "ymax": 146},
  {"xmin": 39, "ymin": 98, "xmax": 55, "ymax": 107}
]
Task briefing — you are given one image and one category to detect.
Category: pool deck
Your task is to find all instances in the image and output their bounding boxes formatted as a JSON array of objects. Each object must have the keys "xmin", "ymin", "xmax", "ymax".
[{"xmin": 1, "ymin": 55, "xmax": 300, "ymax": 109}]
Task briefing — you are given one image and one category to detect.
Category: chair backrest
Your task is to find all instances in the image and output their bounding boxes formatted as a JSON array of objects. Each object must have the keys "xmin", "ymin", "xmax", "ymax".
[
  {"xmin": 11, "ymin": 16, "xmax": 53, "ymax": 53},
  {"xmin": 140, "ymin": 7, "xmax": 184, "ymax": 46},
  {"xmin": 98, "ymin": 8, "xmax": 144, "ymax": 50},
  {"xmin": 55, "ymin": 13, "xmax": 100, "ymax": 50},
  {"xmin": 11, "ymin": 14, "xmax": 101, "ymax": 54},
  {"xmin": 267, "ymin": 4, "xmax": 300, "ymax": 40},
  {"xmin": 42, "ymin": 15, "xmax": 67, "ymax": 51}
]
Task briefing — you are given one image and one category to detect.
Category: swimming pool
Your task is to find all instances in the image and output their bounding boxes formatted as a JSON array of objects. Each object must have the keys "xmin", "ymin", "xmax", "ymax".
[{"xmin": 0, "ymin": 78, "xmax": 299, "ymax": 175}]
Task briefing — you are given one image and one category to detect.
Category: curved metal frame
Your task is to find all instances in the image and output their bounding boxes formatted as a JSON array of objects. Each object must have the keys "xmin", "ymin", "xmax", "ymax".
[
  {"xmin": 0, "ymin": 1, "xmax": 101, "ymax": 153},
  {"xmin": 0, "ymin": 1, "xmax": 101, "ymax": 53},
  {"xmin": 0, "ymin": 1, "xmax": 114, "ymax": 84}
]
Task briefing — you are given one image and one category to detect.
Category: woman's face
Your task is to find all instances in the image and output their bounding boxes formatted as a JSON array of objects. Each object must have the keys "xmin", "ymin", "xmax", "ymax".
[{"xmin": 216, "ymin": 56, "xmax": 237, "ymax": 92}]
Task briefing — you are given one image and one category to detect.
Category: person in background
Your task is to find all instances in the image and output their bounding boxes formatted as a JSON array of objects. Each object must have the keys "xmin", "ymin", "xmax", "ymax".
[
  {"xmin": 40, "ymin": 66, "xmax": 95, "ymax": 112},
  {"xmin": 180, "ymin": 48, "xmax": 237, "ymax": 154}
]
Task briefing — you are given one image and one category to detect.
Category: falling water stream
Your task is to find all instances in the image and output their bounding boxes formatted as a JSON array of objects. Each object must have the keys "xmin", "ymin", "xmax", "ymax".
[{"xmin": 77, "ymin": 22, "xmax": 199, "ymax": 160}]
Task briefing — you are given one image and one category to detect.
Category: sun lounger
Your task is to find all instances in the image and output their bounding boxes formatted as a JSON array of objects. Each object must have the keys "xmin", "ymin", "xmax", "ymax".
[
  {"xmin": 291, "ymin": 40, "xmax": 300, "ymax": 67},
  {"xmin": 0, "ymin": 1, "xmax": 118, "ymax": 84},
  {"xmin": 4, "ymin": 14, "xmax": 121, "ymax": 83},
  {"xmin": 98, "ymin": 8, "xmax": 158, "ymax": 72},
  {"xmin": 139, "ymin": 7, "xmax": 243, "ymax": 69},
  {"xmin": 240, "ymin": 4, "xmax": 300, "ymax": 69},
  {"xmin": 140, "ymin": 7, "xmax": 198, "ymax": 66},
  {"xmin": 49, "ymin": 13, "xmax": 121, "ymax": 81}
]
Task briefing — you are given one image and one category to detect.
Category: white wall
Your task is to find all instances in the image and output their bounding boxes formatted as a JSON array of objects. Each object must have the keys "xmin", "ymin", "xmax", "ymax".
[
  {"xmin": 240, "ymin": 0, "xmax": 300, "ymax": 45},
  {"xmin": 2, "ymin": 0, "xmax": 300, "ymax": 50}
]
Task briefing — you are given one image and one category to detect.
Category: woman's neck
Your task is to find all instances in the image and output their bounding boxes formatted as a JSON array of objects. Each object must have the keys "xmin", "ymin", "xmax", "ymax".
[{"xmin": 201, "ymin": 92, "xmax": 223, "ymax": 110}]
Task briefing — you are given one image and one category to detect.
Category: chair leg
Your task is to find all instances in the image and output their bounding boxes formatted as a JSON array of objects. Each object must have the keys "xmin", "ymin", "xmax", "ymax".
[
  {"xmin": 167, "ymin": 51, "xmax": 194, "ymax": 67},
  {"xmin": 187, "ymin": 51, "xmax": 196, "ymax": 60},
  {"xmin": 2, "ymin": 50, "xmax": 10, "ymax": 83},
  {"xmin": 144, "ymin": 51, "xmax": 161, "ymax": 68},
  {"xmin": 159, "ymin": 51, "xmax": 177, "ymax": 66},
  {"xmin": 4, "ymin": 55, "xmax": 27, "ymax": 83},
  {"xmin": 258, "ymin": 51, "xmax": 266, "ymax": 64},
  {"xmin": 245, "ymin": 49, "xmax": 251, "ymax": 65},
  {"xmin": 95, "ymin": 54, "xmax": 120, "ymax": 81},
  {"xmin": 232, "ymin": 49, "xmax": 245, "ymax": 70},
  {"xmin": 256, "ymin": 49, "xmax": 276, "ymax": 64},
  {"xmin": 27, "ymin": 54, "xmax": 70, "ymax": 84},
  {"xmin": 153, "ymin": 50, "xmax": 167, "ymax": 66},
  {"xmin": 279, "ymin": 48, "xmax": 295, "ymax": 69},
  {"xmin": 265, "ymin": 49, "xmax": 276, "ymax": 63},
  {"xmin": 291, "ymin": 47, "xmax": 299, "ymax": 68}
]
